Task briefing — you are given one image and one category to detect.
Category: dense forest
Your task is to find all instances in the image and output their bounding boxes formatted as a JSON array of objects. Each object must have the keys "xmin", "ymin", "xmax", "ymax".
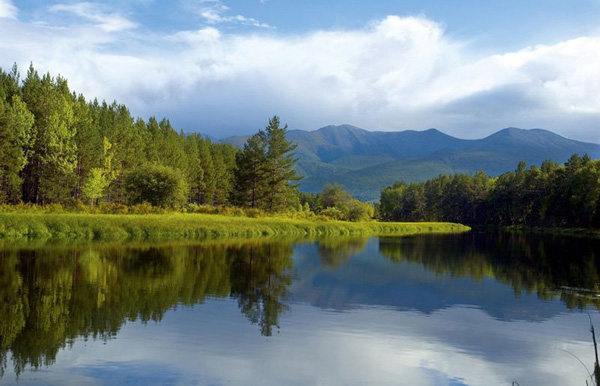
[
  {"xmin": 379, "ymin": 155, "xmax": 600, "ymax": 228},
  {"xmin": 0, "ymin": 64, "xmax": 303, "ymax": 212}
]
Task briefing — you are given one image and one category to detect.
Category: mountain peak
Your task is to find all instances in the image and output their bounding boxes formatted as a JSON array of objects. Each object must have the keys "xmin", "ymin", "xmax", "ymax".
[{"xmin": 317, "ymin": 124, "xmax": 366, "ymax": 134}]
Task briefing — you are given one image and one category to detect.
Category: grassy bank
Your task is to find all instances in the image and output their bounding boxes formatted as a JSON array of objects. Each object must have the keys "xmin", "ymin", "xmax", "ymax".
[{"xmin": 0, "ymin": 212, "xmax": 470, "ymax": 241}]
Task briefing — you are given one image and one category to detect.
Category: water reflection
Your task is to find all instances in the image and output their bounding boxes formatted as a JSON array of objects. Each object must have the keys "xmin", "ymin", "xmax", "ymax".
[
  {"xmin": 0, "ymin": 232, "xmax": 599, "ymax": 385},
  {"xmin": 379, "ymin": 232, "xmax": 600, "ymax": 309},
  {"xmin": 0, "ymin": 241, "xmax": 295, "ymax": 376}
]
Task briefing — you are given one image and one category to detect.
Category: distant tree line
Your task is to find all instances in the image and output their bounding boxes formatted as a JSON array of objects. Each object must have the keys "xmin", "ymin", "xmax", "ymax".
[
  {"xmin": 0, "ymin": 64, "xmax": 300, "ymax": 211},
  {"xmin": 379, "ymin": 154, "xmax": 600, "ymax": 228}
]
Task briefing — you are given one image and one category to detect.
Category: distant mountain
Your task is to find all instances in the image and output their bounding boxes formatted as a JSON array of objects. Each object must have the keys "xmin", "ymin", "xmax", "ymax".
[{"xmin": 222, "ymin": 125, "xmax": 600, "ymax": 201}]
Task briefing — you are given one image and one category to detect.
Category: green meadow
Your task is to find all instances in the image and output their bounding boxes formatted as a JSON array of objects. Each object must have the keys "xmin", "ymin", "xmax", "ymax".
[{"xmin": 0, "ymin": 212, "xmax": 470, "ymax": 241}]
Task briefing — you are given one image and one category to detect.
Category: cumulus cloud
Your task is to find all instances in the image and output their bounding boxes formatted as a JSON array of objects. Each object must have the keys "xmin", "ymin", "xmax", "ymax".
[
  {"xmin": 0, "ymin": 12, "xmax": 599, "ymax": 141},
  {"xmin": 49, "ymin": 2, "xmax": 138, "ymax": 32},
  {"xmin": 0, "ymin": 0, "xmax": 17, "ymax": 19}
]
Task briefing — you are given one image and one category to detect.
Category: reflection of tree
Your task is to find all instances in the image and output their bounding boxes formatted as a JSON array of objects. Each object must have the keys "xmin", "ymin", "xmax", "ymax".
[
  {"xmin": 230, "ymin": 243, "xmax": 294, "ymax": 336},
  {"xmin": 379, "ymin": 233, "xmax": 600, "ymax": 309},
  {"xmin": 316, "ymin": 238, "xmax": 368, "ymax": 268},
  {"xmin": 0, "ymin": 240, "xmax": 294, "ymax": 376}
]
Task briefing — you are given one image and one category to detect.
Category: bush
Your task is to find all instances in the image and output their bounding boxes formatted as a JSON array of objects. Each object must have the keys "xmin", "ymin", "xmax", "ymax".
[
  {"xmin": 320, "ymin": 207, "xmax": 344, "ymax": 220},
  {"xmin": 124, "ymin": 165, "xmax": 188, "ymax": 208}
]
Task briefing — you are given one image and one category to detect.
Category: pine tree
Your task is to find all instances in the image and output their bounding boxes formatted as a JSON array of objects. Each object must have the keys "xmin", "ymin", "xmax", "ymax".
[
  {"xmin": 262, "ymin": 116, "xmax": 301, "ymax": 212},
  {"xmin": 73, "ymin": 94, "xmax": 102, "ymax": 200},
  {"xmin": 198, "ymin": 138, "xmax": 216, "ymax": 205},
  {"xmin": 0, "ymin": 95, "xmax": 34, "ymax": 203},
  {"xmin": 232, "ymin": 133, "xmax": 268, "ymax": 208},
  {"xmin": 184, "ymin": 134, "xmax": 203, "ymax": 203},
  {"xmin": 21, "ymin": 67, "xmax": 77, "ymax": 204}
]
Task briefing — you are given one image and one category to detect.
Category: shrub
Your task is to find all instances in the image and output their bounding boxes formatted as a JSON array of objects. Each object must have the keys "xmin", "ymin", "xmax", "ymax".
[
  {"xmin": 124, "ymin": 165, "xmax": 188, "ymax": 208},
  {"xmin": 320, "ymin": 207, "xmax": 344, "ymax": 220}
]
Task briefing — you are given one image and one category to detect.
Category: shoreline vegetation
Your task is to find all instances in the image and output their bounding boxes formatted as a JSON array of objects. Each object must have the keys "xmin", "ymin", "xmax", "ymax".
[{"xmin": 0, "ymin": 211, "xmax": 469, "ymax": 241}]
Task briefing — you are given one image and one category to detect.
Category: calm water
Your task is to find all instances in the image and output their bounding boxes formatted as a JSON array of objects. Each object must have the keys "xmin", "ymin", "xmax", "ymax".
[{"xmin": 1, "ymin": 232, "xmax": 600, "ymax": 386}]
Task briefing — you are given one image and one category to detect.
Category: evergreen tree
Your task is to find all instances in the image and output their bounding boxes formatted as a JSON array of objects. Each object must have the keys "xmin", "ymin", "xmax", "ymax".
[
  {"xmin": 262, "ymin": 116, "xmax": 301, "ymax": 212},
  {"xmin": 73, "ymin": 94, "xmax": 102, "ymax": 200},
  {"xmin": 184, "ymin": 134, "xmax": 203, "ymax": 203},
  {"xmin": 198, "ymin": 138, "xmax": 216, "ymax": 205},
  {"xmin": 232, "ymin": 133, "xmax": 268, "ymax": 208},
  {"xmin": 0, "ymin": 95, "xmax": 34, "ymax": 203},
  {"xmin": 21, "ymin": 68, "xmax": 77, "ymax": 204}
]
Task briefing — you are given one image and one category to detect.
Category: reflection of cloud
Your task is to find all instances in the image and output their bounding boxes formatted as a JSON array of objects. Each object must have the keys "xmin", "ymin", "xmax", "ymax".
[
  {"xmin": 1, "ymin": 8, "xmax": 600, "ymax": 140},
  {"xmin": 3, "ymin": 302, "xmax": 595, "ymax": 386}
]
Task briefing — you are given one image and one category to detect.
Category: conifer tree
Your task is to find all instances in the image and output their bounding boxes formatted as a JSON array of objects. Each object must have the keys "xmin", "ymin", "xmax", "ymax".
[
  {"xmin": 262, "ymin": 116, "xmax": 301, "ymax": 212},
  {"xmin": 232, "ymin": 133, "xmax": 268, "ymax": 208},
  {"xmin": 21, "ymin": 67, "xmax": 77, "ymax": 204},
  {"xmin": 198, "ymin": 138, "xmax": 216, "ymax": 205},
  {"xmin": 0, "ymin": 95, "xmax": 34, "ymax": 203}
]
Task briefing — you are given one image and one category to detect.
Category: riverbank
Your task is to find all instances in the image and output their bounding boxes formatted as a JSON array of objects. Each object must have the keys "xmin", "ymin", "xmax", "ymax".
[
  {"xmin": 503, "ymin": 225, "xmax": 600, "ymax": 238},
  {"xmin": 0, "ymin": 212, "xmax": 470, "ymax": 241}
]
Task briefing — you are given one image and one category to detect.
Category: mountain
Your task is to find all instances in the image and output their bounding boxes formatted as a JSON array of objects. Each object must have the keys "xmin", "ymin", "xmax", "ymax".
[{"xmin": 222, "ymin": 125, "xmax": 600, "ymax": 201}]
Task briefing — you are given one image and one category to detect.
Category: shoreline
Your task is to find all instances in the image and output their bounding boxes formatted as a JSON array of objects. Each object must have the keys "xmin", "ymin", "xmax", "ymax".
[{"xmin": 0, "ymin": 212, "xmax": 470, "ymax": 241}]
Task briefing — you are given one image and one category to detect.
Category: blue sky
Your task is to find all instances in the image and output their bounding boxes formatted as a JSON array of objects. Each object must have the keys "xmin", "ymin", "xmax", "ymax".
[{"xmin": 1, "ymin": 0, "xmax": 600, "ymax": 141}]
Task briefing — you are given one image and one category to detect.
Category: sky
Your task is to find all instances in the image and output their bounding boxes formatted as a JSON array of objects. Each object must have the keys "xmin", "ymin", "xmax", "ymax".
[{"xmin": 1, "ymin": 0, "xmax": 600, "ymax": 141}]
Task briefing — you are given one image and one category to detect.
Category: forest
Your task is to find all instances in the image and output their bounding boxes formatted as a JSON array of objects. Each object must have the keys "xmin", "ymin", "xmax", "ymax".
[
  {"xmin": 379, "ymin": 155, "xmax": 600, "ymax": 228},
  {"xmin": 0, "ymin": 64, "xmax": 310, "ymax": 213}
]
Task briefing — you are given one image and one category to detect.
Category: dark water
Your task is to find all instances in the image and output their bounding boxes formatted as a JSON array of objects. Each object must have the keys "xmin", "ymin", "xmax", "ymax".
[{"xmin": 1, "ymin": 232, "xmax": 600, "ymax": 386}]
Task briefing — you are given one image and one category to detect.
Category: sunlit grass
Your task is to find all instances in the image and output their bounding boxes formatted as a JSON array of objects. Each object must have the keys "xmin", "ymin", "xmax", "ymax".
[{"xmin": 0, "ymin": 212, "xmax": 470, "ymax": 241}]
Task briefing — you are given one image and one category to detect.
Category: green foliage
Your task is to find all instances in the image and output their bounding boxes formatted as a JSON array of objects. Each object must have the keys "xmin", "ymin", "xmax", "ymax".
[
  {"xmin": 0, "ymin": 64, "xmax": 240, "ymax": 209},
  {"xmin": 0, "ymin": 211, "xmax": 469, "ymax": 241},
  {"xmin": 262, "ymin": 116, "xmax": 302, "ymax": 211},
  {"xmin": 302, "ymin": 183, "xmax": 375, "ymax": 221},
  {"xmin": 0, "ymin": 95, "xmax": 34, "ymax": 203},
  {"xmin": 379, "ymin": 154, "xmax": 600, "ymax": 228},
  {"xmin": 232, "ymin": 133, "xmax": 269, "ymax": 208},
  {"xmin": 231, "ymin": 116, "xmax": 302, "ymax": 212},
  {"xmin": 124, "ymin": 165, "xmax": 188, "ymax": 208},
  {"xmin": 81, "ymin": 168, "xmax": 110, "ymax": 207}
]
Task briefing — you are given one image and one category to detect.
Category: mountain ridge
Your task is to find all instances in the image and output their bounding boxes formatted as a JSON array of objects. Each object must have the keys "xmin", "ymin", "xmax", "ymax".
[{"xmin": 222, "ymin": 125, "xmax": 600, "ymax": 200}]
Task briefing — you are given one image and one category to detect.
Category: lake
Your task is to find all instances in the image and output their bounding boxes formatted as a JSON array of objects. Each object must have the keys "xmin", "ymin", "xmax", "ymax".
[{"xmin": 1, "ymin": 232, "xmax": 599, "ymax": 385}]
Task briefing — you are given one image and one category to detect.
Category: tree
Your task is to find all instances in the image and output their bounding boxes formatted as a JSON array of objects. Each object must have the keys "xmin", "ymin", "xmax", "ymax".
[
  {"xmin": 21, "ymin": 67, "xmax": 77, "ymax": 204},
  {"xmin": 262, "ymin": 116, "xmax": 301, "ymax": 212},
  {"xmin": 81, "ymin": 138, "xmax": 117, "ymax": 207},
  {"xmin": 81, "ymin": 169, "xmax": 109, "ymax": 208},
  {"xmin": 124, "ymin": 165, "xmax": 188, "ymax": 207},
  {"xmin": 232, "ymin": 133, "xmax": 268, "ymax": 208},
  {"xmin": 0, "ymin": 95, "xmax": 34, "ymax": 203}
]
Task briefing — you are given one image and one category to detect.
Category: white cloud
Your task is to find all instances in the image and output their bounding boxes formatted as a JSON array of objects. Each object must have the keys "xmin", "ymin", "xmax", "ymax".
[
  {"xmin": 0, "ymin": 0, "xmax": 17, "ymax": 19},
  {"xmin": 198, "ymin": 0, "xmax": 272, "ymax": 28},
  {"xmin": 0, "ymin": 13, "xmax": 599, "ymax": 141},
  {"xmin": 49, "ymin": 2, "xmax": 138, "ymax": 32}
]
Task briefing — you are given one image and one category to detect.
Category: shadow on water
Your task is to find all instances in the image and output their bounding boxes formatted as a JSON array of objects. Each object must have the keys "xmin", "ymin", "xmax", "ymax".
[{"xmin": 0, "ymin": 231, "xmax": 599, "ymax": 378}]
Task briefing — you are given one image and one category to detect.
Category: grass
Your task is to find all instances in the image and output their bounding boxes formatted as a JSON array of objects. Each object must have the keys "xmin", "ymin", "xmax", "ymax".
[{"xmin": 0, "ymin": 212, "xmax": 470, "ymax": 241}]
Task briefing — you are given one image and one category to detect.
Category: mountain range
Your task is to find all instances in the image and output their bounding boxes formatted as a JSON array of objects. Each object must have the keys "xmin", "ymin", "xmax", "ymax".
[{"xmin": 223, "ymin": 125, "xmax": 600, "ymax": 201}]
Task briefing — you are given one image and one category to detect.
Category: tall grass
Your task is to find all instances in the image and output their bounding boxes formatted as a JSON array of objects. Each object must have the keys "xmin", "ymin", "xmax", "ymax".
[{"xmin": 0, "ymin": 212, "xmax": 470, "ymax": 241}]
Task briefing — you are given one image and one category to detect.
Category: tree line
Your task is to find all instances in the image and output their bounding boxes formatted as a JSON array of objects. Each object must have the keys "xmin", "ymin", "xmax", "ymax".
[
  {"xmin": 379, "ymin": 154, "xmax": 600, "ymax": 228},
  {"xmin": 0, "ymin": 64, "xmax": 301, "ymax": 211}
]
